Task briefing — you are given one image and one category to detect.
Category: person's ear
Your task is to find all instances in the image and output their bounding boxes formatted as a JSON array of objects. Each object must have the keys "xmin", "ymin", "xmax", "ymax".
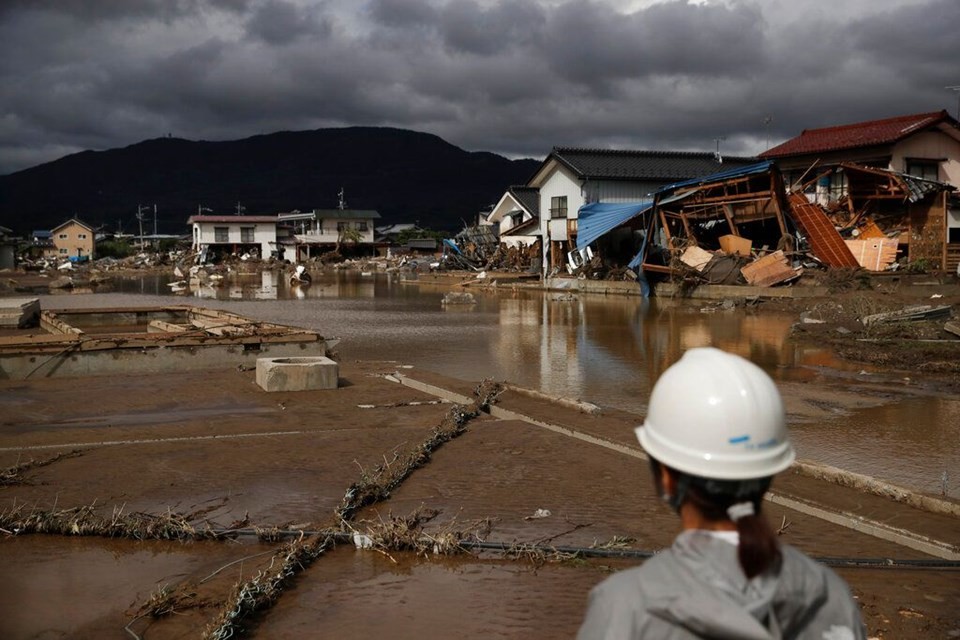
[{"xmin": 660, "ymin": 464, "xmax": 676, "ymax": 501}]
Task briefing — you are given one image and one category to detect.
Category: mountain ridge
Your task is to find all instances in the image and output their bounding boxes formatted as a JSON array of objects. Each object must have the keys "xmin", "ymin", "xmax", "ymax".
[{"xmin": 0, "ymin": 127, "xmax": 542, "ymax": 235}]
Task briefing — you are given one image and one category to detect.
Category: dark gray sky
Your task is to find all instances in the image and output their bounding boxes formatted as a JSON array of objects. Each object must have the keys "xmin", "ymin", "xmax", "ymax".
[{"xmin": 1, "ymin": 0, "xmax": 956, "ymax": 175}]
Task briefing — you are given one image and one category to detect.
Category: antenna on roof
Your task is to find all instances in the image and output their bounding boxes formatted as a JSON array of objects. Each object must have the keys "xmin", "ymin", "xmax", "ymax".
[
  {"xmin": 762, "ymin": 115, "xmax": 773, "ymax": 150},
  {"xmin": 947, "ymin": 85, "xmax": 960, "ymax": 120},
  {"xmin": 338, "ymin": 187, "xmax": 347, "ymax": 210},
  {"xmin": 713, "ymin": 136, "xmax": 726, "ymax": 163}
]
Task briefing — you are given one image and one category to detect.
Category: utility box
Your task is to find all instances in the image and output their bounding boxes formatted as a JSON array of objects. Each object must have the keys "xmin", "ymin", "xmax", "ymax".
[{"xmin": 256, "ymin": 356, "xmax": 339, "ymax": 392}]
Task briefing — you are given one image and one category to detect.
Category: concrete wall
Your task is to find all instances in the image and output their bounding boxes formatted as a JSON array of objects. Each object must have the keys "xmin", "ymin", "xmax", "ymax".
[{"xmin": 0, "ymin": 340, "xmax": 328, "ymax": 379}]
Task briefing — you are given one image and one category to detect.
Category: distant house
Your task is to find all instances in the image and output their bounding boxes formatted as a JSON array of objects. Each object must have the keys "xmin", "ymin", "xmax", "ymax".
[
  {"xmin": 528, "ymin": 148, "xmax": 757, "ymax": 274},
  {"xmin": 0, "ymin": 225, "xmax": 16, "ymax": 270},
  {"xmin": 51, "ymin": 218, "xmax": 95, "ymax": 262},
  {"xmin": 277, "ymin": 208, "xmax": 381, "ymax": 261},
  {"xmin": 487, "ymin": 185, "xmax": 540, "ymax": 248},
  {"xmin": 762, "ymin": 111, "xmax": 960, "ymax": 273},
  {"xmin": 187, "ymin": 215, "xmax": 278, "ymax": 259},
  {"xmin": 27, "ymin": 230, "xmax": 56, "ymax": 260}
]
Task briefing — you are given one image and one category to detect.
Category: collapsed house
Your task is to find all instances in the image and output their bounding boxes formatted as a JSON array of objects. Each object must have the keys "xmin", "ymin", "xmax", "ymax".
[{"xmin": 626, "ymin": 161, "xmax": 956, "ymax": 290}]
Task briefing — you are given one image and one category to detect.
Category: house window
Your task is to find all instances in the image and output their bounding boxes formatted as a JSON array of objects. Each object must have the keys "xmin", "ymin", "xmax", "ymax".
[
  {"xmin": 79, "ymin": 233, "xmax": 87, "ymax": 239},
  {"xmin": 240, "ymin": 227, "xmax": 255, "ymax": 243},
  {"xmin": 550, "ymin": 196, "xmax": 568, "ymax": 218},
  {"xmin": 59, "ymin": 248, "xmax": 67, "ymax": 254},
  {"xmin": 905, "ymin": 160, "xmax": 939, "ymax": 181},
  {"xmin": 357, "ymin": 221, "xmax": 368, "ymax": 231},
  {"xmin": 214, "ymin": 227, "xmax": 229, "ymax": 242},
  {"xmin": 59, "ymin": 233, "xmax": 68, "ymax": 239}
]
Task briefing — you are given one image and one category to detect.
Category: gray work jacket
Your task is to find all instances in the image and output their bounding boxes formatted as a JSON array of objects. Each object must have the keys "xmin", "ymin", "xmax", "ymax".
[{"xmin": 578, "ymin": 530, "xmax": 866, "ymax": 640}]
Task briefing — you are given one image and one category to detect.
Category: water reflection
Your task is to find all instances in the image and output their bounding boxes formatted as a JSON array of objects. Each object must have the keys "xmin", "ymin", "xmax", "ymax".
[{"xmin": 45, "ymin": 270, "xmax": 959, "ymax": 498}]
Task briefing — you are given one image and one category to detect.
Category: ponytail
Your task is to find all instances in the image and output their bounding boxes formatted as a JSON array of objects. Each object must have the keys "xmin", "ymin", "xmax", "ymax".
[
  {"xmin": 729, "ymin": 499, "xmax": 780, "ymax": 579},
  {"xmin": 651, "ymin": 460, "xmax": 781, "ymax": 579}
]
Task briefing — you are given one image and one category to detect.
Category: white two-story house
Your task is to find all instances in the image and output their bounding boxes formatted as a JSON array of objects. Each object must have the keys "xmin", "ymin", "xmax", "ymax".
[
  {"xmin": 276, "ymin": 208, "xmax": 381, "ymax": 261},
  {"xmin": 528, "ymin": 148, "xmax": 757, "ymax": 274},
  {"xmin": 486, "ymin": 185, "xmax": 540, "ymax": 248},
  {"xmin": 188, "ymin": 214, "xmax": 278, "ymax": 259}
]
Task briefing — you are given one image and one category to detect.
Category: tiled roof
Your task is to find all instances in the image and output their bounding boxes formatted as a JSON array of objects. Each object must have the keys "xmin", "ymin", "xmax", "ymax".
[
  {"xmin": 551, "ymin": 147, "xmax": 758, "ymax": 181},
  {"xmin": 503, "ymin": 216, "xmax": 540, "ymax": 236},
  {"xmin": 508, "ymin": 185, "xmax": 540, "ymax": 215},
  {"xmin": 51, "ymin": 218, "xmax": 95, "ymax": 232},
  {"xmin": 760, "ymin": 110, "xmax": 957, "ymax": 158}
]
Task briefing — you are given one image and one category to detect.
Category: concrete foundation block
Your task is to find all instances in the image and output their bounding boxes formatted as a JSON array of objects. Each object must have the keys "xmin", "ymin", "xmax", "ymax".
[{"xmin": 256, "ymin": 356, "xmax": 339, "ymax": 392}]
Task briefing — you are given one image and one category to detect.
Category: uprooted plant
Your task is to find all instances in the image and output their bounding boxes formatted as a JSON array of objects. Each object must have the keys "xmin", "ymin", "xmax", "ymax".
[
  {"xmin": 203, "ymin": 381, "xmax": 504, "ymax": 639},
  {"xmin": 204, "ymin": 534, "xmax": 334, "ymax": 640},
  {"xmin": 0, "ymin": 502, "xmax": 224, "ymax": 541},
  {"xmin": 345, "ymin": 506, "xmax": 495, "ymax": 559},
  {"xmin": 0, "ymin": 449, "xmax": 84, "ymax": 486}
]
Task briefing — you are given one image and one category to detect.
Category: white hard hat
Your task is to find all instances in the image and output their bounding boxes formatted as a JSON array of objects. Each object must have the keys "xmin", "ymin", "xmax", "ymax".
[{"xmin": 636, "ymin": 347, "xmax": 795, "ymax": 480}]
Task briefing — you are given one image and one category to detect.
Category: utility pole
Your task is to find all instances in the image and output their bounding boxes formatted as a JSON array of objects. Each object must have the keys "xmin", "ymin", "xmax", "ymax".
[
  {"xmin": 947, "ymin": 85, "xmax": 960, "ymax": 120},
  {"xmin": 235, "ymin": 202, "xmax": 246, "ymax": 215},
  {"xmin": 136, "ymin": 204, "xmax": 150, "ymax": 245},
  {"xmin": 153, "ymin": 204, "xmax": 158, "ymax": 236},
  {"xmin": 338, "ymin": 188, "xmax": 347, "ymax": 210}
]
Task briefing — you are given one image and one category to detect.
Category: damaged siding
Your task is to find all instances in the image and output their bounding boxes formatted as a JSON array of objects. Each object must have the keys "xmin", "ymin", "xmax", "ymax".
[{"xmin": 908, "ymin": 191, "xmax": 947, "ymax": 268}]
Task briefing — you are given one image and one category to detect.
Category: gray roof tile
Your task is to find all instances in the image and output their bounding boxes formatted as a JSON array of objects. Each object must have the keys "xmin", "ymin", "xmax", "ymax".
[{"xmin": 551, "ymin": 147, "xmax": 758, "ymax": 181}]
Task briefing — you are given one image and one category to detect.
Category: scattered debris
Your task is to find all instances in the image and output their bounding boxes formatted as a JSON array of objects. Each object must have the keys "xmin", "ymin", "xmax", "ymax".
[
  {"xmin": 861, "ymin": 305, "xmax": 953, "ymax": 327},
  {"xmin": 740, "ymin": 250, "xmax": 800, "ymax": 287},
  {"xmin": 0, "ymin": 450, "xmax": 84, "ymax": 486},
  {"xmin": 524, "ymin": 508, "xmax": 552, "ymax": 521},
  {"xmin": 441, "ymin": 292, "xmax": 477, "ymax": 306}
]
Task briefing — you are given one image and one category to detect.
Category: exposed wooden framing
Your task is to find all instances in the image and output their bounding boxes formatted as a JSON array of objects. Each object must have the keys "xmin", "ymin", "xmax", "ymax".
[
  {"xmin": 696, "ymin": 189, "xmax": 774, "ymax": 205},
  {"xmin": 40, "ymin": 313, "xmax": 84, "ymax": 335},
  {"xmin": 722, "ymin": 204, "xmax": 737, "ymax": 235},
  {"xmin": 770, "ymin": 172, "xmax": 788, "ymax": 236},
  {"xmin": 147, "ymin": 320, "xmax": 189, "ymax": 333},
  {"xmin": 0, "ymin": 307, "xmax": 324, "ymax": 356}
]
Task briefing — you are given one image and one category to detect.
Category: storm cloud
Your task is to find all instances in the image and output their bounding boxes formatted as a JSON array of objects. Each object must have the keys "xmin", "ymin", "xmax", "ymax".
[{"xmin": 0, "ymin": 0, "xmax": 955, "ymax": 174}]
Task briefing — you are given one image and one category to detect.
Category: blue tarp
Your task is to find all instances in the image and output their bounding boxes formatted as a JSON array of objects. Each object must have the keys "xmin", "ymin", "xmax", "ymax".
[
  {"xmin": 576, "ymin": 201, "xmax": 652, "ymax": 250},
  {"xmin": 656, "ymin": 160, "xmax": 774, "ymax": 197}
]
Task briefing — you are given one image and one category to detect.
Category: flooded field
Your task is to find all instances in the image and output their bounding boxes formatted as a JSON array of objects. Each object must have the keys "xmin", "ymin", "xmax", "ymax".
[
  {"xmin": 1, "ymin": 330, "xmax": 957, "ymax": 638},
  {"xmin": 46, "ymin": 269, "xmax": 960, "ymax": 499}
]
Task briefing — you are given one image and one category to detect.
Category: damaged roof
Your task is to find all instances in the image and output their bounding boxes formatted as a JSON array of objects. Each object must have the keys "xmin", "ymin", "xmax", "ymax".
[
  {"xmin": 760, "ymin": 110, "xmax": 960, "ymax": 158},
  {"xmin": 532, "ymin": 147, "xmax": 757, "ymax": 184}
]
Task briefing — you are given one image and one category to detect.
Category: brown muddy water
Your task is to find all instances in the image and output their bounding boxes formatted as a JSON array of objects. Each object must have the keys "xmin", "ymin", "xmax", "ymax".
[{"xmin": 46, "ymin": 269, "xmax": 959, "ymax": 500}]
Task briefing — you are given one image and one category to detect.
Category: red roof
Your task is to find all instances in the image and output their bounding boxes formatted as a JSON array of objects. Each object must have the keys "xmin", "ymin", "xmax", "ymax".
[
  {"xmin": 760, "ymin": 110, "xmax": 958, "ymax": 159},
  {"xmin": 187, "ymin": 215, "xmax": 278, "ymax": 223}
]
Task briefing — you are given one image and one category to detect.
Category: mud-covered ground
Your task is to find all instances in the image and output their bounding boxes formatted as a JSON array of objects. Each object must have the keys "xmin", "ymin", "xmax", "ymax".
[{"xmin": 0, "ymin": 362, "xmax": 958, "ymax": 639}]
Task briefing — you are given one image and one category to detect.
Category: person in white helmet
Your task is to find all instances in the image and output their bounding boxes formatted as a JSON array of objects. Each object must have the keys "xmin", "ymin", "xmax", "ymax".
[{"xmin": 578, "ymin": 347, "xmax": 866, "ymax": 640}]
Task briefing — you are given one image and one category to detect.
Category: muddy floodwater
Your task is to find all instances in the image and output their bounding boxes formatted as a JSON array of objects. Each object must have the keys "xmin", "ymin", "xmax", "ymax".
[
  {"xmin": 48, "ymin": 270, "xmax": 960, "ymax": 499},
  {"xmin": 4, "ymin": 279, "xmax": 960, "ymax": 639}
]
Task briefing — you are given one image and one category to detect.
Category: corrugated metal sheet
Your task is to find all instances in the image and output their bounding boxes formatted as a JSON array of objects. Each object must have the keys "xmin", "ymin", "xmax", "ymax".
[
  {"xmin": 787, "ymin": 193, "xmax": 859, "ymax": 268},
  {"xmin": 576, "ymin": 201, "xmax": 652, "ymax": 250},
  {"xmin": 656, "ymin": 161, "xmax": 775, "ymax": 196}
]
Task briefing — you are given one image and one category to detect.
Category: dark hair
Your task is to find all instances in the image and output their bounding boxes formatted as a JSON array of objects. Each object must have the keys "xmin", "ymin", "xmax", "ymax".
[{"xmin": 651, "ymin": 459, "xmax": 781, "ymax": 579}]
